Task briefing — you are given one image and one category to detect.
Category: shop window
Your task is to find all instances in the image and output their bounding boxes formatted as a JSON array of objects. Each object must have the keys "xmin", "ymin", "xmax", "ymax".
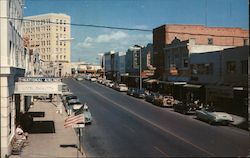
[{"xmin": 243, "ymin": 39, "xmax": 249, "ymax": 46}]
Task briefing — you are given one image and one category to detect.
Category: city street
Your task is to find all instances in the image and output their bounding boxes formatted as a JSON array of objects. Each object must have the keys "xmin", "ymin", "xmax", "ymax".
[{"xmin": 64, "ymin": 78, "xmax": 249, "ymax": 157}]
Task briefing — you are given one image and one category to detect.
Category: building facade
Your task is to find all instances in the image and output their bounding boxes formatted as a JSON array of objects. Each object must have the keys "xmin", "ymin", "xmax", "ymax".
[
  {"xmin": 163, "ymin": 38, "xmax": 233, "ymax": 82},
  {"xmin": 153, "ymin": 24, "xmax": 249, "ymax": 78},
  {"xmin": 0, "ymin": 0, "xmax": 27, "ymax": 156},
  {"xmin": 23, "ymin": 13, "xmax": 71, "ymax": 77}
]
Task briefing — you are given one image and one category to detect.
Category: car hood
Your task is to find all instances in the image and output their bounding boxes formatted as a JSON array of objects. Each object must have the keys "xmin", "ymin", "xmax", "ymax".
[{"xmin": 211, "ymin": 112, "xmax": 233, "ymax": 121}]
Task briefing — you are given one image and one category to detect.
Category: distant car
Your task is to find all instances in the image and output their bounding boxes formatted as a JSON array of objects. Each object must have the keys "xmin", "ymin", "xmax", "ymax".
[
  {"xmin": 127, "ymin": 88, "xmax": 136, "ymax": 96},
  {"xmin": 154, "ymin": 95, "xmax": 174, "ymax": 107},
  {"xmin": 117, "ymin": 84, "xmax": 128, "ymax": 92},
  {"xmin": 145, "ymin": 92, "xmax": 160, "ymax": 103},
  {"xmin": 108, "ymin": 82, "xmax": 115, "ymax": 88},
  {"xmin": 196, "ymin": 107, "xmax": 233, "ymax": 125},
  {"xmin": 173, "ymin": 102, "xmax": 200, "ymax": 115},
  {"xmin": 76, "ymin": 76, "xmax": 84, "ymax": 81},
  {"xmin": 90, "ymin": 77, "xmax": 97, "ymax": 82},
  {"xmin": 133, "ymin": 88, "xmax": 146, "ymax": 99}
]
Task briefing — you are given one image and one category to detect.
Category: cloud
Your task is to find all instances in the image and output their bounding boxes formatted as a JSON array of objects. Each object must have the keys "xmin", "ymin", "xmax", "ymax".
[
  {"xmin": 96, "ymin": 31, "xmax": 128, "ymax": 43},
  {"xmin": 76, "ymin": 37, "xmax": 93, "ymax": 48},
  {"xmin": 73, "ymin": 30, "xmax": 152, "ymax": 63}
]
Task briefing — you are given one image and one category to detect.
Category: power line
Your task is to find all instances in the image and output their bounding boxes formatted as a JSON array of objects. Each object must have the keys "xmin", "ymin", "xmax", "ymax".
[{"xmin": 0, "ymin": 16, "xmax": 152, "ymax": 32}]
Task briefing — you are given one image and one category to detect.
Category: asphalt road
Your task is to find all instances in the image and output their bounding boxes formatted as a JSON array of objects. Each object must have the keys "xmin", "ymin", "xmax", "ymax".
[{"xmin": 64, "ymin": 78, "xmax": 249, "ymax": 157}]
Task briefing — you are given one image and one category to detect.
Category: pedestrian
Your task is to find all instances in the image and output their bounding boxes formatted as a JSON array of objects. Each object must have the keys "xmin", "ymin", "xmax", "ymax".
[{"xmin": 15, "ymin": 125, "xmax": 29, "ymax": 140}]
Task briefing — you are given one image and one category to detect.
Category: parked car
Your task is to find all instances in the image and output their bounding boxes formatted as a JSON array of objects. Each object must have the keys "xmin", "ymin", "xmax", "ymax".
[
  {"xmin": 127, "ymin": 88, "xmax": 136, "ymax": 96},
  {"xmin": 76, "ymin": 76, "xmax": 84, "ymax": 81},
  {"xmin": 90, "ymin": 77, "xmax": 97, "ymax": 82},
  {"xmin": 133, "ymin": 88, "xmax": 146, "ymax": 99},
  {"xmin": 75, "ymin": 104, "xmax": 92, "ymax": 124},
  {"xmin": 196, "ymin": 106, "xmax": 233, "ymax": 125},
  {"xmin": 117, "ymin": 84, "xmax": 128, "ymax": 92},
  {"xmin": 145, "ymin": 92, "xmax": 160, "ymax": 103},
  {"xmin": 154, "ymin": 95, "xmax": 174, "ymax": 107},
  {"xmin": 63, "ymin": 95, "xmax": 77, "ymax": 106},
  {"xmin": 65, "ymin": 99, "xmax": 83, "ymax": 115},
  {"xmin": 173, "ymin": 102, "xmax": 200, "ymax": 114},
  {"xmin": 108, "ymin": 82, "xmax": 115, "ymax": 88}
]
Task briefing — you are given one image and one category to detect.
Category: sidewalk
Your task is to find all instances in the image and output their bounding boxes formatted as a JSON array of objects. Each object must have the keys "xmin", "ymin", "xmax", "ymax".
[
  {"xmin": 230, "ymin": 114, "xmax": 248, "ymax": 130},
  {"xmin": 10, "ymin": 100, "xmax": 85, "ymax": 158}
]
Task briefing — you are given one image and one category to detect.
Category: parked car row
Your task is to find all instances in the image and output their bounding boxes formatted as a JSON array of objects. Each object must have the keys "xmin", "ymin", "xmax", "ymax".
[
  {"xmin": 77, "ymin": 77, "xmax": 234, "ymax": 126},
  {"xmin": 126, "ymin": 88, "xmax": 234, "ymax": 126},
  {"xmin": 62, "ymin": 90, "xmax": 92, "ymax": 125}
]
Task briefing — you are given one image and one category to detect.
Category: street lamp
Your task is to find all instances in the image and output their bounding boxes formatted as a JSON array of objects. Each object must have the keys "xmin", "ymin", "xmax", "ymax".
[{"xmin": 134, "ymin": 45, "xmax": 143, "ymax": 90}]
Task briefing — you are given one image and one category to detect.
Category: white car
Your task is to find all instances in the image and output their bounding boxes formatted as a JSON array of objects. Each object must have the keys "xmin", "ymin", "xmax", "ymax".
[
  {"xmin": 118, "ymin": 84, "xmax": 128, "ymax": 92},
  {"xmin": 196, "ymin": 107, "xmax": 233, "ymax": 125},
  {"xmin": 90, "ymin": 78, "xmax": 97, "ymax": 82}
]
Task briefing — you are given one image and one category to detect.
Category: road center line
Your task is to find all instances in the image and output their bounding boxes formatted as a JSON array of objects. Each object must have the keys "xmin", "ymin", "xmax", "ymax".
[
  {"xmin": 153, "ymin": 146, "xmax": 170, "ymax": 157},
  {"xmin": 75, "ymin": 81, "xmax": 216, "ymax": 157}
]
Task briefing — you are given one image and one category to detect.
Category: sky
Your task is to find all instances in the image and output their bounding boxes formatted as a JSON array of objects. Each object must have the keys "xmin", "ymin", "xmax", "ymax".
[{"xmin": 24, "ymin": 0, "xmax": 249, "ymax": 64}]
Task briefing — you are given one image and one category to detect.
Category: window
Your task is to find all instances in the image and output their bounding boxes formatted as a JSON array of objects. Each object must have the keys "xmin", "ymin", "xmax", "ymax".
[
  {"xmin": 64, "ymin": 55, "xmax": 66, "ymax": 59},
  {"xmin": 208, "ymin": 38, "xmax": 213, "ymax": 45},
  {"xmin": 243, "ymin": 39, "xmax": 249, "ymax": 46},
  {"xmin": 191, "ymin": 63, "xmax": 213, "ymax": 75},
  {"xmin": 226, "ymin": 61, "xmax": 236, "ymax": 73},
  {"xmin": 241, "ymin": 60, "xmax": 247, "ymax": 74},
  {"xmin": 64, "ymin": 27, "xmax": 66, "ymax": 32}
]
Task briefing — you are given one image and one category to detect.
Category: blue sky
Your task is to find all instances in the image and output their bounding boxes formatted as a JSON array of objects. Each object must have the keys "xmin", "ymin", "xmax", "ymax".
[{"xmin": 24, "ymin": 0, "xmax": 249, "ymax": 64}]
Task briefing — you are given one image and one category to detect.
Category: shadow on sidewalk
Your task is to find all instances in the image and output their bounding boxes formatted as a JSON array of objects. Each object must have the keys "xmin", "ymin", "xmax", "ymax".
[{"xmin": 28, "ymin": 121, "xmax": 55, "ymax": 134}]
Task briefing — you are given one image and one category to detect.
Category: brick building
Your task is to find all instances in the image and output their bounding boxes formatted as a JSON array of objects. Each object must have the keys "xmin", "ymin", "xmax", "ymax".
[{"xmin": 153, "ymin": 24, "xmax": 249, "ymax": 78}]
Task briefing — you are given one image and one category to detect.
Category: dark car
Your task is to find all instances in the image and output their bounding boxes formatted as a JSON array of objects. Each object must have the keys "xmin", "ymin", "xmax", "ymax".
[
  {"xmin": 173, "ymin": 102, "xmax": 200, "ymax": 115},
  {"xmin": 133, "ymin": 88, "xmax": 146, "ymax": 99},
  {"xmin": 127, "ymin": 88, "xmax": 136, "ymax": 96},
  {"xmin": 63, "ymin": 95, "xmax": 77, "ymax": 106},
  {"xmin": 145, "ymin": 92, "xmax": 160, "ymax": 103}
]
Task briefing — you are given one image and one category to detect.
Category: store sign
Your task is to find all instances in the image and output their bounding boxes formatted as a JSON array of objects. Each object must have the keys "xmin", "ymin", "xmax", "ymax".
[{"xmin": 15, "ymin": 82, "xmax": 63, "ymax": 94}]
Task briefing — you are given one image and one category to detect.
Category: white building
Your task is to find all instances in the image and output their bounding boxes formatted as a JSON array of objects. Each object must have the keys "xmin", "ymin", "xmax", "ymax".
[
  {"xmin": 0, "ymin": 0, "xmax": 28, "ymax": 156},
  {"xmin": 23, "ymin": 13, "xmax": 72, "ymax": 77}
]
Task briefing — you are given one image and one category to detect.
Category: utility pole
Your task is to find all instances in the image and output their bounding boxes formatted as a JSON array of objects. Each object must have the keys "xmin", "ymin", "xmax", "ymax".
[{"xmin": 134, "ymin": 45, "xmax": 143, "ymax": 90}]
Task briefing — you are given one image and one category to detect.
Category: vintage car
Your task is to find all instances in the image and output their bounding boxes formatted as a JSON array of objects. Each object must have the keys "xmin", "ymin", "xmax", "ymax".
[
  {"xmin": 127, "ymin": 88, "xmax": 136, "ymax": 96},
  {"xmin": 196, "ymin": 107, "xmax": 233, "ymax": 125},
  {"xmin": 173, "ymin": 101, "xmax": 200, "ymax": 114},
  {"xmin": 154, "ymin": 95, "xmax": 175, "ymax": 107},
  {"xmin": 75, "ymin": 104, "xmax": 92, "ymax": 124},
  {"xmin": 133, "ymin": 88, "xmax": 146, "ymax": 99},
  {"xmin": 117, "ymin": 84, "xmax": 128, "ymax": 92},
  {"xmin": 145, "ymin": 92, "xmax": 160, "ymax": 103}
]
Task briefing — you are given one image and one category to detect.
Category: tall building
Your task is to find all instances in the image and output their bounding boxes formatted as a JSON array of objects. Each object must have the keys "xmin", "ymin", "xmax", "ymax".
[
  {"xmin": 0, "ymin": 0, "xmax": 28, "ymax": 156},
  {"xmin": 23, "ymin": 13, "xmax": 71, "ymax": 77},
  {"xmin": 153, "ymin": 24, "xmax": 249, "ymax": 79}
]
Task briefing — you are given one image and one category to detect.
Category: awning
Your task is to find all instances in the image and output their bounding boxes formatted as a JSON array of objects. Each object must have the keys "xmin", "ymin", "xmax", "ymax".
[
  {"xmin": 144, "ymin": 79, "xmax": 158, "ymax": 83},
  {"xmin": 158, "ymin": 81, "xmax": 186, "ymax": 85},
  {"xmin": 183, "ymin": 84, "xmax": 202, "ymax": 88},
  {"xmin": 233, "ymin": 87, "xmax": 245, "ymax": 91}
]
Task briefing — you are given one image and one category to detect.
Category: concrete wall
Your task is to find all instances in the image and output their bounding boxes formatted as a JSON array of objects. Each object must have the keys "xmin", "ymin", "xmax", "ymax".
[
  {"xmin": 189, "ymin": 51, "xmax": 221, "ymax": 84},
  {"xmin": 221, "ymin": 46, "xmax": 248, "ymax": 87}
]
